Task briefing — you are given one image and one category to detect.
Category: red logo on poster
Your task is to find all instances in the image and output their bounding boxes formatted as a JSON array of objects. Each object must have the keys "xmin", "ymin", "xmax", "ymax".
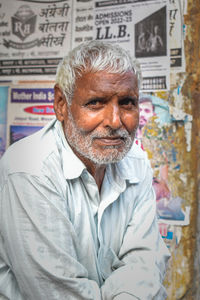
[{"xmin": 24, "ymin": 105, "xmax": 55, "ymax": 115}]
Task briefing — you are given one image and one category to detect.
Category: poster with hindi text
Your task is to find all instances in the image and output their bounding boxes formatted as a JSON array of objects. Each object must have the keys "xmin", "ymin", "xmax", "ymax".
[{"xmin": 0, "ymin": 0, "xmax": 73, "ymax": 80}]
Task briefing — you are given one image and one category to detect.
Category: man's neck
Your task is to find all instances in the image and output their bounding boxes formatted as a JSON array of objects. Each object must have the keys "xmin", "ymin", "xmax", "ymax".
[
  {"xmin": 89, "ymin": 163, "xmax": 106, "ymax": 191},
  {"xmin": 71, "ymin": 146, "xmax": 106, "ymax": 191}
]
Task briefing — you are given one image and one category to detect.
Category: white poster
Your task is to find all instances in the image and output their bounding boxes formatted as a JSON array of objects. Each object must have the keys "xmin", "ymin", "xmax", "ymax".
[
  {"xmin": 169, "ymin": 0, "xmax": 186, "ymax": 72},
  {"xmin": 72, "ymin": 0, "xmax": 94, "ymax": 48},
  {"xmin": 94, "ymin": 0, "xmax": 170, "ymax": 92},
  {"xmin": 0, "ymin": 0, "xmax": 73, "ymax": 80}
]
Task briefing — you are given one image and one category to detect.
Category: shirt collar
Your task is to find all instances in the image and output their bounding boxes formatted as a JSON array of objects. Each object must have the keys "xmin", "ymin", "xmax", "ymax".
[
  {"xmin": 55, "ymin": 120, "xmax": 86, "ymax": 180},
  {"xmin": 55, "ymin": 120, "xmax": 146, "ymax": 184}
]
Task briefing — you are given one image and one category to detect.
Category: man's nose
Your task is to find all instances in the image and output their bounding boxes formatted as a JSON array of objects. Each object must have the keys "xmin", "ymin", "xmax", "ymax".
[{"xmin": 103, "ymin": 102, "xmax": 122, "ymax": 130}]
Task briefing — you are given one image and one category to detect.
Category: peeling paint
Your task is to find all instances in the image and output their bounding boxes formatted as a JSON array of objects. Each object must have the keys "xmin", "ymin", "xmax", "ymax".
[
  {"xmin": 170, "ymin": 106, "xmax": 193, "ymax": 152},
  {"xmin": 170, "ymin": 106, "xmax": 187, "ymax": 121},
  {"xmin": 179, "ymin": 173, "xmax": 187, "ymax": 184},
  {"xmin": 184, "ymin": 117, "xmax": 192, "ymax": 152}
]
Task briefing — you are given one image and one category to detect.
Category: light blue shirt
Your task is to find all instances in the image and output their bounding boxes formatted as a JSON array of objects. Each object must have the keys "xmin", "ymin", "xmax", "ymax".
[{"xmin": 0, "ymin": 119, "xmax": 170, "ymax": 300}]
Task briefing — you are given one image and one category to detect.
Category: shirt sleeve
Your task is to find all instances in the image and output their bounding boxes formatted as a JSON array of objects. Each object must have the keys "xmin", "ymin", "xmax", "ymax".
[
  {"xmin": 101, "ymin": 165, "xmax": 170, "ymax": 300},
  {"xmin": 0, "ymin": 173, "xmax": 101, "ymax": 300}
]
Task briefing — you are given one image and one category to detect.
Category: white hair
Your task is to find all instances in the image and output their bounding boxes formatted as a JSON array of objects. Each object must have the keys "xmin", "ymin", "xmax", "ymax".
[{"xmin": 55, "ymin": 40, "xmax": 142, "ymax": 104}]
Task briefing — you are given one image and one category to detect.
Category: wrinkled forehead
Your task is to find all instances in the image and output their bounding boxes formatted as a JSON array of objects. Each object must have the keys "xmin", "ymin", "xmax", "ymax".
[
  {"xmin": 69, "ymin": 70, "xmax": 139, "ymax": 107},
  {"xmin": 73, "ymin": 70, "xmax": 138, "ymax": 94},
  {"xmin": 77, "ymin": 68, "xmax": 138, "ymax": 84}
]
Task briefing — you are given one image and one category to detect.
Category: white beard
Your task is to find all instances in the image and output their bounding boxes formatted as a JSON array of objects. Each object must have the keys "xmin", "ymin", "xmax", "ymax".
[{"xmin": 63, "ymin": 109, "xmax": 136, "ymax": 165}]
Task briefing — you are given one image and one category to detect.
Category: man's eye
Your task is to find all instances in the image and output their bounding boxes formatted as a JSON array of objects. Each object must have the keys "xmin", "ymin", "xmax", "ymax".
[
  {"xmin": 120, "ymin": 98, "xmax": 138, "ymax": 107},
  {"xmin": 89, "ymin": 100, "xmax": 100, "ymax": 105},
  {"xmin": 85, "ymin": 98, "xmax": 104, "ymax": 108}
]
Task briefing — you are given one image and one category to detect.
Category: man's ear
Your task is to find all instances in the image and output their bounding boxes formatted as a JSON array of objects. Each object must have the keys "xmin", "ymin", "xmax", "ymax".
[{"xmin": 54, "ymin": 84, "xmax": 67, "ymax": 122}]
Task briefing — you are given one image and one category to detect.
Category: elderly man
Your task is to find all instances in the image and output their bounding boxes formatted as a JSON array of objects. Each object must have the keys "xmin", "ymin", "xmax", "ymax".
[{"xmin": 0, "ymin": 41, "xmax": 170, "ymax": 300}]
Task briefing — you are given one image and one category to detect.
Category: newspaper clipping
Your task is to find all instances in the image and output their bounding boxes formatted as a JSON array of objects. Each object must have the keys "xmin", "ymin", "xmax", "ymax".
[
  {"xmin": 72, "ymin": 0, "xmax": 94, "ymax": 48},
  {"xmin": 0, "ymin": 0, "xmax": 73, "ymax": 79},
  {"xmin": 94, "ymin": 0, "xmax": 170, "ymax": 91}
]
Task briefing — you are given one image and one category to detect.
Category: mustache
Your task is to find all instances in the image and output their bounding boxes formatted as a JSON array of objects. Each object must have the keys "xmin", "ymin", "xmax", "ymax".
[{"xmin": 87, "ymin": 128, "xmax": 131, "ymax": 139}]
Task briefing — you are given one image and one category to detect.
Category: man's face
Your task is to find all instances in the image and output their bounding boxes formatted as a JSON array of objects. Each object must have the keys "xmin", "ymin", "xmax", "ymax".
[
  {"xmin": 139, "ymin": 101, "xmax": 154, "ymax": 128},
  {"xmin": 62, "ymin": 70, "xmax": 139, "ymax": 165}
]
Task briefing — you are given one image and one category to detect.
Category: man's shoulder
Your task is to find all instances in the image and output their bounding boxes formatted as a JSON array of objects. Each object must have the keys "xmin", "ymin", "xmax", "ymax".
[{"xmin": 0, "ymin": 119, "xmax": 57, "ymax": 178}]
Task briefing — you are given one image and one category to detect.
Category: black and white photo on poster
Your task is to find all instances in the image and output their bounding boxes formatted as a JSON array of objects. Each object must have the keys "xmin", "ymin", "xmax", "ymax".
[
  {"xmin": 94, "ymin": 0, "xmax": 170, "ymax": 92},
  {"xmin": 135, "ymin": 6, "xmax": 167, "ymax": 58}
]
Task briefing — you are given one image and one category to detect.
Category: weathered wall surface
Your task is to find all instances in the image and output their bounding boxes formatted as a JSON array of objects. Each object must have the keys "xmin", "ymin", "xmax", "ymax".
[
  {"xmin": 142, "ymin": 0, "xmax": 200, "ymax": 298},
  {"xmin": 183, "ymin": 0, "xmax": 200, "ymax": 297},
  {"xmin": 192, "ymin": 91, "xmax": 200, "ymax": 300},
  {"xmin": 170, "ymin": 0, "xmax": 200, "ymax": 298}
]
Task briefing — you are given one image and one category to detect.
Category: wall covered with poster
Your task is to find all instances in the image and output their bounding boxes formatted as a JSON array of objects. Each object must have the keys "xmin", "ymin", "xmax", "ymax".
[{"xmin": 0, "ymin": 0, "xmax": 199, "ymax": 299}]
